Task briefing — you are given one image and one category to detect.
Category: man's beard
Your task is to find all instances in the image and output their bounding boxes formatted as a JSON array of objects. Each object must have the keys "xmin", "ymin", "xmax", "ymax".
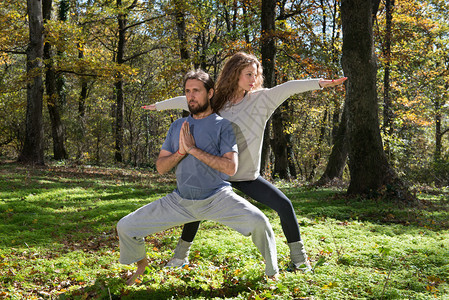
[{"xmin": 188, "ymin": 99, "xmax": 210, "ymax": 114}]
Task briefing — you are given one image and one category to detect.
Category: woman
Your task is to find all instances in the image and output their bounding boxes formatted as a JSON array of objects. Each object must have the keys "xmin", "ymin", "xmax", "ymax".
[{"xmin": 143, "ymin": 52, "xmax": 347, "ymax": 271}]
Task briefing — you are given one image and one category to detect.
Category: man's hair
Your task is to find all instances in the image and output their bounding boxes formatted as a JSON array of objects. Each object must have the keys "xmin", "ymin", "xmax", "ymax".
[{"xmin": 183, "ymin": 69, "xmax": 215, "ymax": 93}]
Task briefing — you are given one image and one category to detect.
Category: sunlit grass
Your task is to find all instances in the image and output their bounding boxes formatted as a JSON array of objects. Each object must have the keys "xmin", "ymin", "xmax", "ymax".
[{"xmin": 0, "ymin": 161, "xmax": 448, "ymax": 299}]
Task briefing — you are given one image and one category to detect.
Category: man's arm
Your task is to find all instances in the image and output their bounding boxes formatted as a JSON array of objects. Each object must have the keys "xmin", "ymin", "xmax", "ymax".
[
  {"xmin": 188, "ymin": 148, "xmax": 238, "ymax": 176},
  {"xmin": 156, "ymin": 120, "xmax": 189, "ymax": 175},
  {"xmin": 180, "ymin": 121, "xmax": 238, "ymax": 176},
  {"xmin": 156, "ymin": 149, "xmax": 186, "ymax": 175}
]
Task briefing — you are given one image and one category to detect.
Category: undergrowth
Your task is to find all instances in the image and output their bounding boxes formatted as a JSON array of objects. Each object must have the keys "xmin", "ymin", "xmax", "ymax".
[{"xmin": 0, "ymin": 161, "xmax": 447, "ymax": 299}]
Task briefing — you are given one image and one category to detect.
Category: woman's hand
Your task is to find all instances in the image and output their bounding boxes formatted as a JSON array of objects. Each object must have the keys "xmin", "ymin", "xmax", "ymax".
[
  {"xmin": 141, "ymin": 104, "xmax": 156, "ymax": 110},
  {"xmin": 319, "ymin": 77, "xmax": 348, "ymax": 88}
]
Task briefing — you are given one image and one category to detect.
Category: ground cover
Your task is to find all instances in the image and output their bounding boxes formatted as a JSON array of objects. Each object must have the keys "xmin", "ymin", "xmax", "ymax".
[{"xmin": 0, "ymin": 161, "xmax": 447, "ymax": 299}]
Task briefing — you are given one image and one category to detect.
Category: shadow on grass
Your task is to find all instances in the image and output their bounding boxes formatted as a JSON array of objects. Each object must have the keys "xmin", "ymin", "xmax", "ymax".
[
  {"xmin": 2, "ymin": 162, "xmax": 448, "ymax": 299},
  {"xmin": 242, "ymin": 184, "xmax": 449, "ymax": 233},
  {"xmin": 57, "ymin": 273, "xmax": 267, "ymax": 300},
  {"xmin": 0, "ymin": 161, "xmax": 177, "ymax": 248},
  {"xmin": 284, "ymin": 186, "xmax": 449, "ymax": 232},
  {"xmin": 3, "ymin": 160, "xmax": 448, "ymax": 250}
]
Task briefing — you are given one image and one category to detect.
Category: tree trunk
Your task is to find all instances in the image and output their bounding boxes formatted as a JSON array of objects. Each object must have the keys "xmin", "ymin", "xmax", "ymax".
[
  {"xmin": 314, "ymin": 102, "xmax": 348, "ymax": 186},
  {"xmin": 286, "ymin": 132, "xmax": 297, "ymax": 178},
  {"xmin": 331, "ymin": 101, "xmax": 341, "ymax": 143},
  {"xmin": 271, "ymin": 104, "xmax": 289, "ymax": 179},
  {"xmin": 285, "ymin": 101, "xmax": 297, "ymax": 178},
  {"xmin": 267, "ymin": 0, "xmax": 291, "ymax": 180},
  {"xmin": 308, "ymin": 109, "xmax": 328, "ymax": 181},
  {"xmin": 19, "ymin": 0, "xmax": 45, "ymax": 165},
  {"xmin": 78, "ymin": 47, "xmax": 88, "ymax": 120},
  {"xmin": 260, "ymin": 0, "xmax": 276, "ymax": 176},
  {"xmin": 77, "ymin": 45, "xmax": 88, "ymax": 160},
  {"xmin": 43, "ymin": 0, "xmax": 67, "ymax": 160},
  {"xmin": 114, "ymin": 0, "xmax": 126, "ymax": 163},
  {"xmin": 242, "ymin": 0, "xmax": 250, "ymax": 44},
  {"xmin": 434, "ymin": 96, "xmax": 442, "ymax": 162},
  {"xmin": 383, "ymin": 0, "xmax": 394, "ymax": 157},
  {"xmin": 313, "ymin": 0, "xmax": 347, "ymax": 186},
  {"xmin": 114, "ymin": 80, "xmax": 124, "ymax": 163},
  {"xmin": 331, "ymin": 0, "xmax": 340, "ymax": 65},
  {"xmin": 174, "ymin": 0, "xmax": 189, "ymax": 61},
  {"xmin": 174, "ymin": 0, "xmax": 190, "ymax": 118},
  {"xmin": 341, "ymin": 0, "xmax": 415, "ymax": 203},
  {"xmin": 434, "ymin": 81, "xmax": 449, "ymax": 162}
]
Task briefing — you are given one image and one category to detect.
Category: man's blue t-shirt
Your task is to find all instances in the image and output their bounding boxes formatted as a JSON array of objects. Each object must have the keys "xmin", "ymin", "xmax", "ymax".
[{"xmin": 161, "ymin": 113, "xmax": 238, "ymax": 200}]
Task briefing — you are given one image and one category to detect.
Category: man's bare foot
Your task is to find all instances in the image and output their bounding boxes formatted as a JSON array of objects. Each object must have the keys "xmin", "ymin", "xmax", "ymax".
[
  {"xmin": 126, "ymin": 258, "xmax": 149, "ymax": 286},
  {"xmin": 267, "ymin": 273, "xmax": 279, "ymax": 281}
]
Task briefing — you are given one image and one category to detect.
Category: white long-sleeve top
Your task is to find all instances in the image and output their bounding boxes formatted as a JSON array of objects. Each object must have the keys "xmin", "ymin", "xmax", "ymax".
[{"xmin": 155, "ymin": 79, "xmax": 321, "ymax": 181}]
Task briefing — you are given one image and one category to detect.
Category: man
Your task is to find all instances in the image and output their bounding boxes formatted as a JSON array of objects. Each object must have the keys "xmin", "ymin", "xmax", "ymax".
[{"xmin": 117, "ymin": 70, "xmax": 278, "ymax": 285}]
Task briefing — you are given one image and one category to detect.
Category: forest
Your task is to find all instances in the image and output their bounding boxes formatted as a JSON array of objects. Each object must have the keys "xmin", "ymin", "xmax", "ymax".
[
  {"xmin": 1, "ymin": 0, "xmax": 448, "ymax": 191},
  {"xmin": 1, "ymin": 1, "xmax": 449, "ymax": 298}
]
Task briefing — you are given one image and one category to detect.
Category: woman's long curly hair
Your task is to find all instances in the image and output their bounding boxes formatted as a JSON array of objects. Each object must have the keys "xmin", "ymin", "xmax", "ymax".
[{"xmin": 212, "ymin": 52, "xmax": 264, "ymax": 113}]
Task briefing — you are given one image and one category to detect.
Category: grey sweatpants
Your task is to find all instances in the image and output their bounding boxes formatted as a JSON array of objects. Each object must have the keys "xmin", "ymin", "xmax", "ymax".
[{"xmin": 116, "ymin": 186, "xmax": 278, "ymax": 276}]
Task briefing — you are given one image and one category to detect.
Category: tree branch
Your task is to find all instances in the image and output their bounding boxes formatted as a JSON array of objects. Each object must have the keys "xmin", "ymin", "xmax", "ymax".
[
  {"xmin": 124, "ymin": 15, "xmax": 166, "ymax": 31},
  {"xmin": 280, "ymin": 49, "xmax": 312, "ymax": 76},
  {"xmin": 123, "ymin": 45, "xmax": 169, "ymax": 63},
  {"xmin": 441, "ymin": 128, "xmax": 449, "ymax": 137},
  {"xmin": 0, "ymin": 49, "xmax": 27, "ymax": 55}
]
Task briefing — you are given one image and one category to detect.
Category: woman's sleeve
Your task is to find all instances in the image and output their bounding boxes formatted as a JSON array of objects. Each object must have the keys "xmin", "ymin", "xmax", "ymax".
[
  {"xmin": 155, "ymin": 96, "xmax": 189, "ymax": 111},
  {"xmin": 262, "ymin": 79, "xmax": 322, "ymax": 112}
]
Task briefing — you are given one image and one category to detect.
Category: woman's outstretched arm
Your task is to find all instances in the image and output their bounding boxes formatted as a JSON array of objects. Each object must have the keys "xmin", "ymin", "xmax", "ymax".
[{"xmin": 141, "ymin": 96, "xmax": 188, "ymax": 111}]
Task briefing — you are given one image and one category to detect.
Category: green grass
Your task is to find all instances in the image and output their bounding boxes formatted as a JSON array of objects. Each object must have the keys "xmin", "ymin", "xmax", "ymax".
[{"xmin": 0, "ymin": 161, "xmax": 448, "ymax": 299}]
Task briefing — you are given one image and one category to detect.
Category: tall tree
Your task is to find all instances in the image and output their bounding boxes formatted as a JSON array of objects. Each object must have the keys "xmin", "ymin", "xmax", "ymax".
[
  {"xmin": 341, "ymin": 0, "xmax": 415, "ymax": 202},
  {"xmin": 114, "ymin": 0, "xmax": 138, "ymax": 162},
  {"xmin": 19, "ymin": 0, "xmax": 45, "ymax": 165},
  {"xmin": 43, "ymin": 0, "xmax": 68, "ymax": 160},
  {"xmin": 174, "ymin": 0, "xmax": 190, "ymax": 118},
  {"xmin": 270, "ymin": 1, "xmax": 294, "ymax": 179},
  {"xmin": 114, "ymin": 0, "xmax": 127, "ymax": 162},
  {"xmin": 314, "ymin": 102, "xmax": 348, "ymax": 186},
  {"xmin": 382, "ymin": 0, "xmax": 394, "ymax": 156},
  {"xmin": 434, "ymin": 81, "xmax": 448, "ymax": 162},
  {"xmin": 174, "ymin": 0, "xmax": 189, "ymax": 62},
  {"xmin": 76, "ymin": 44, "xmax": 89, "ymax": 159},
  {"xmin": 260, "ymin": 0, "xmax": 276, "ymax": 176}
]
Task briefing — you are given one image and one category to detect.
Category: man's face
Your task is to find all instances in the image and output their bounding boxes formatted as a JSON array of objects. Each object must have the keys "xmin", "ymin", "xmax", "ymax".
[{"xmin": 185, "ymin": 79, "xmax": 213, "ymax": 114}]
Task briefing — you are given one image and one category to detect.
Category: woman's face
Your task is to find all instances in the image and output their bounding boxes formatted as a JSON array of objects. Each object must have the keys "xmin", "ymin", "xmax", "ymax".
[{"xmin": 237, "ymin": 63, "xmax": 258, "ymax": 93}]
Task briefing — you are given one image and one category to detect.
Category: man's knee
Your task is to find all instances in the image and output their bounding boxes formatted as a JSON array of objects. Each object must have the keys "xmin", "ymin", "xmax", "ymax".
[
  {"xmin": 251, "ymin": 211, "xmax": 271, "ymax": 229},
  {"xmin": 116, "ymin": 217, "xmax": 128, "ymax": 236}
]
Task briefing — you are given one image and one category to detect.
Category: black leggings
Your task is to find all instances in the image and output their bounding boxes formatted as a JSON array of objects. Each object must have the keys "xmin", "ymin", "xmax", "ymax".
[{"xmin": 180, "ymin": 176, "xmax": 301, "ymax": 243}]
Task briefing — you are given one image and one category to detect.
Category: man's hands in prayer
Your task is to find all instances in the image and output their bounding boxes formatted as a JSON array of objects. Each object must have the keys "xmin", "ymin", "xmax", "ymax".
[{"xmin": 180, "ymin": 121, "xmax": 196, "ymax": 154}]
